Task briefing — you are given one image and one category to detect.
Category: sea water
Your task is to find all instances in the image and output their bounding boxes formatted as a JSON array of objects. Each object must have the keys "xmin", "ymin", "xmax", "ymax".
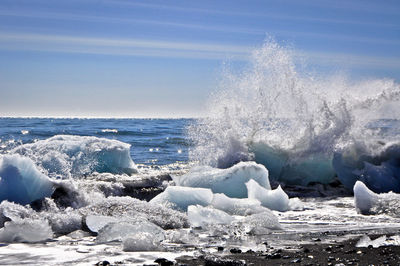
[{"xmin": 1, "ymin": 40, "xmax": 400, "ymax": 265}]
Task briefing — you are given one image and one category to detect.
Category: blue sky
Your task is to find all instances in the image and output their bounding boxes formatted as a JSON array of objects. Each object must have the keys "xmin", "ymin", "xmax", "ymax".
[{"xmin": 0, "ymin": 0, "xmax": 399, "ymax": 118}]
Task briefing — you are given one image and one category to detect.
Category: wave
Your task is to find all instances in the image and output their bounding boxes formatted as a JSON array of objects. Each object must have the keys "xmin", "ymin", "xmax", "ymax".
[{"xmin": 188, "ymin": 39, "xmax": 400, "ymax": 191}]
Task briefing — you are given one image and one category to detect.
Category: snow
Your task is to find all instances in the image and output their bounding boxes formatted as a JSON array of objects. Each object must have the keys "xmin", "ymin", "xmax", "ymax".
[
  {"xmin": 173, "ymin": 161, "xmax": 270, "ymax": 198},
  {"xmin": 246, "ymin": 179, "xmax": 290, "ymax": 211},
  {"xmin": 150, "ymin": 186, "xmax": 213, "ymax": 211},
  {"xmin": 0, "ymin": 154, "xmax": 54, "ymax": 205},
  {"xmin": 0, "ymin": 219, "xmax": 53, "ymax": 243},
  {"xmin": 187, "ymin": 205, "xmax": 234, "ymax": 227},
  {"xmin": 12, "ymin": 135, "xmax": 137, "ymax": 179}
]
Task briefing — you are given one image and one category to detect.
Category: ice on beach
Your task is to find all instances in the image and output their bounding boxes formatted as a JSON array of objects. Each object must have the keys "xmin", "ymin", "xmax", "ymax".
[
  {"xmin": 356, "ymin": 235, "xmax": 400, "ymax": 248},
  {"xmin": 354, "ymin": 181, "xmax": 400, "ymax": 216},
  {"xmin": 81, "ymin": 196, "xmax": 189, "ymax": 229},
  {"xmin": 96, "ymin": 220, "xmax": 165, "ymax": 244},
  {"xmin": 12, "ymin": 135, "xmax": 137, "ymax": 179},
  {"xmin": 150, "ymin": 186, "xmax": 213, "ymax": 211},
  {"xmin": 0, "ymin": 154, "xmax": 54, "ymax": 205},
  {"xmin": 210, "ymin": 193, "xmax": 269, "ymax": 215},
  {"xmin": 85, "ymin": 215, "xmax": 119, "ymax": 233},
  {"xmin": 246, "ymin": 179, "xmax": 289, "ymax": 211},
  {"xmin": 173, "ymin": 161, "xmax": 270, "ymax": 198},
  {"xmin": 123, "ymin": 232, "xmax": 163, "ymax": 252},
  {"xmin": 187, "ymin": 205, "xmax": 234, "ymax": 227},
  {"xmin": 238, "ymin": 211, "xmax": 282, "ymax": 235},
  {"xmin": 0, "ymin": 218, "xmax": 53, "ymax": 243}
]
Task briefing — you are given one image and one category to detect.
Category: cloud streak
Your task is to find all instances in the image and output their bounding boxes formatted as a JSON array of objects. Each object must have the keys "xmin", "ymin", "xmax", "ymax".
[{"xmin": 0, "ymin": 32, "xmax": 399, "ymax": 70}]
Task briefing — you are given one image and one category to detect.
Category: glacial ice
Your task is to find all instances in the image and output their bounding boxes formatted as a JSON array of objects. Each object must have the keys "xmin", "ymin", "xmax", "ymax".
[
  {"xmin": 353, "ymin": 181, "xmax": 400, "ymax": 216},
  {"xmin": 187, "ymin": 205, "xmax": 234, "ymax": 227},
  {"xmin": 210, "ymin": 193, "xmax": 269, "ymax": 215},
  {"xmin": 150, "ymin": 186, "xmax": 213, "ymax": 211},
  {"xmin": 85, "ymin": 215, "xmax": 119, "ymax": 233},
  {"xmin": 238, "ymin": 211, "xmax": 282, "ymax": 235},
  {"xmin": 12, "ymin": 135, "xmax": 137, "ymax": 179},
  {"xmin": 0, "ymin": 154, "xmax": 54, "ymax": 204},
  {"xmin": 123, "ymin": 232, "xmax": 163, "ymax": 252},
  {"xmin": 81, "ymin": 196, "xmax": 189, "ymax": 229},
  {"xmin": 96, "ymin": 220, "xmax": 165, "ymax": 244},
  {"xmin": 0, "ymin": 218, "xmax": 53, "ymax": 243},
  {"xmin": 246, "ymin": 179, "xmax": 289, "ymax": 211},
  {"xmin": 172, "ymin": 161, "xmax": 270, "ymax": 198},
  {"xmin": 334, "ymin": 142, "xmax": 400, "ymax": 193}
]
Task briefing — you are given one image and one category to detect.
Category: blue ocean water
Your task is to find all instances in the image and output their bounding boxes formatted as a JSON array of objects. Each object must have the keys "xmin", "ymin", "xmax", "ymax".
[{"xmin": 0, "ymin": 118, "xmax": 192, "ymax": 165}]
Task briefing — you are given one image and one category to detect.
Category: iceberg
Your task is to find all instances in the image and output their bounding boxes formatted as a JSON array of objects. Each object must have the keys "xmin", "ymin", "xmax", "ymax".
[
  {"xmin": 150, "ymin": 186, "xmax": 213, "ymax": 212},
  {"xmin": 12, "ymin": 135, "xmax": 137, "ymax": 179},
  {"xmin": 0, "ymin": 218, "xmax": 53, "ymax": 243},
  {"xmin": 187, "ymin": 205, "xmax": 234, "ymax": 227},
  {"xmin": 173, "ymin": 162, "xmax": 270, "ymax": 198},
  {"xmin": 246, "ymin": 179, "xmax": 289, "ymax": 211},
  {"xmin": 0, "ymin": 154, "xmax": 54, "ymax": 205}
]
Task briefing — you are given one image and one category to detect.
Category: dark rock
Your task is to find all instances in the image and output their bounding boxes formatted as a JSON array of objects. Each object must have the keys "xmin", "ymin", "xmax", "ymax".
[
  {"xmin": 155, "ymin": 258, "xmax": 174, "ymax": 266},
  {"xmin": 230, "ymin": 248, "xmax": 242, "ymax": 254},
  {"xmin": 266, "ymin": 253, "xmax": 281, "ymax": 259},
  {"xmin": 96, "ymin": 261, "xmax": 110, "ymax": 266},
  {"xmin": 303, "ymin": 247, "xmax": 310, "ymax": 253},
  {"xmin": 217, "ymin": 246, "xmax": 224, "ymax": 252}
]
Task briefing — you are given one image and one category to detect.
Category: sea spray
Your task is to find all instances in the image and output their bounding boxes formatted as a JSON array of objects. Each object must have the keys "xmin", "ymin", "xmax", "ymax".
[{"xmin": 188, "ymin": 39, "xmax": 400, "ymax": 187}]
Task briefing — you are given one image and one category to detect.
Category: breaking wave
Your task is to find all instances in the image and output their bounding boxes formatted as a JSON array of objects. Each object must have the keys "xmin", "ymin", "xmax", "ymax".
[{"xmin": 188, "ymin": 39, "xmax": 400, "ymax": 190}]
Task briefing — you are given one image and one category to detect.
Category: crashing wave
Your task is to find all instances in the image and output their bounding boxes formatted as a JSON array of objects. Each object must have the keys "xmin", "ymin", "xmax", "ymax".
[
  {"xmin": 188, "ymin": 39, "xmax": 400, "ymax": 190},
  {"xmin": 12, "ymin": 135, "xmax": 137, "ymax": 179}
]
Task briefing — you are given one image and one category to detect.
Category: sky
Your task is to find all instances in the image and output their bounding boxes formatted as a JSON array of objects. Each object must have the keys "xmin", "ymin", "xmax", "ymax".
[{"xmin": 0, "ymin": 0, "xmax": 399, "ymax": 118}]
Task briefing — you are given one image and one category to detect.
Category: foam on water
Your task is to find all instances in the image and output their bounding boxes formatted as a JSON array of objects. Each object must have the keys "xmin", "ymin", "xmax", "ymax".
[{"xmin": 188, "ymin": 39, "xmax": 400, "ymax": 189}]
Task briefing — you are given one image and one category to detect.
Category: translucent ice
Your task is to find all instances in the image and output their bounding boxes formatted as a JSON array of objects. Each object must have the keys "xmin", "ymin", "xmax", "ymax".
[
  {"xmin": 96, "ymin": 220, "xmax": 165, "ymax": 243},
  {"xmin": 210, "ymin": 193, "xmax": 269, "ymax": 215},
  {"xmin": 0, "ymin": 154, "xmax": 54, "ymax": 204},
  {"xmin": 0, "ymin": 218, "xmax": 53, "ymax": 243},
  {"xmin": 173, "ymin": 162, "xmax": 270, "ymax": 198},
  {"xmin": 238, "ymin": 211, "xmax": 282, "ymax": 235},
  {"xmin": 188, "ymin": 205, "xmax": 234, "ymax": 227},
  {"xmin": 356, "ymin": 235, "xmax": 392, "ymax": 248},
  {"xmin": 81, "ymin": 196, "xmax": 189, "ymax": 229},
  {"xmin": 123, "ymin": 232, "xmax": 163, "ymax": 252},
  {"xmin": 150, "ymin": 186, "xmax": 213, "ymax": 212},
  {"xmin": 246, "ymin": 179, "xmax": 290, "ymax": 211},
  {"xmin": 12, "ymin": 135, "xmax": 137, "ymax": 179},
  {"xmin": 85, "ymin": 215, "xmax": 119, "ymax": 233},
  {"xmin": 353, "ymin": 181, "xmax": 400, "ymax": 216}
]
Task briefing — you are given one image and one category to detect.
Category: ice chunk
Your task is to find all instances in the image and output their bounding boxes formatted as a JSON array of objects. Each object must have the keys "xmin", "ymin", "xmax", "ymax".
[
  {"xmin": 353, "ymin": 181, "xmax": 378, "ymax": 214},
  {"xmin": 238, "ymin": 211, "xmax": 282, "ymax": 235},
  {"xmin": 96, "ymin": 220, "xmax": 165, "ymax": 243},
  {"xmin": 46, "ymin": 211, "xmax": 82, "ymax": 235},
  {"xmin": 0, "ymin": 154, "xmax": 54, "ymax": 204},
  {"xmin": 0, "ymin": 218, "xmax": 53, "ymax": 243},
  {"xmin": 353, "ymin": 181, "xmax": 400, "ymax": 216},
  {"xmin": 210, "ymin": 193, "xmax": 268, "ymax": 215},
  {"xmin": 123, "ymin": 232, "xmax": 163, "ymax": 251},
  {"xmin": 251, "ymin": 142, "xmax": 335, "ymax": 185},
  {"xmin": 356, "ymin": 235, "xmax": 388, "ymax": 248},
  {"xmin": 12, "ymin": 135, "xmax": 137, "ymax": 179},
  {"xmin": 173, "ymin": 162, "xmax": 270, "ymax": 198},
  {"xmin": 333, "ymin": 142, "xmax": 400, "ymax": 193},
  {"xmin": 81, "ymin": 196, "xmax": 189, "ymax": 229},
  {"xmin": 188, "ymin": 205, "xmax": 234, "ymax": 227},
  {"xmin": 85, "ymin": 215, "xmax": 119, "ymax": 233},
  {"xmin": 150, "ymin": 186, "xmax": 213, "ymax": 212},
  {"xmin": 246, "ymin": 179, "xmax": 289, "ymax": 211}
]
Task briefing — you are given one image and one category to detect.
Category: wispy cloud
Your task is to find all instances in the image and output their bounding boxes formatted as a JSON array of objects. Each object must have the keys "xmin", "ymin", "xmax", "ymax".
[{"xmin": 0, "ymin": 32, "xmax": 399, "ymax": 70}]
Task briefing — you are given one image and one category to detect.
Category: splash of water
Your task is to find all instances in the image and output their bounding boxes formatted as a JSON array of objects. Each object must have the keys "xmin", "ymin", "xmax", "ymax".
[{"xmin": 188, "ymin": 39, "xmax": 400, "ymax": 185}]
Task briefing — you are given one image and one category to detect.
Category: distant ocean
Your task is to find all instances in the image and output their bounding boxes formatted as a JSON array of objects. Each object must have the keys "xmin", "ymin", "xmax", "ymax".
[{"xmin": 0, "ymin": 117, "xmax": 192, "ymax": 166}]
